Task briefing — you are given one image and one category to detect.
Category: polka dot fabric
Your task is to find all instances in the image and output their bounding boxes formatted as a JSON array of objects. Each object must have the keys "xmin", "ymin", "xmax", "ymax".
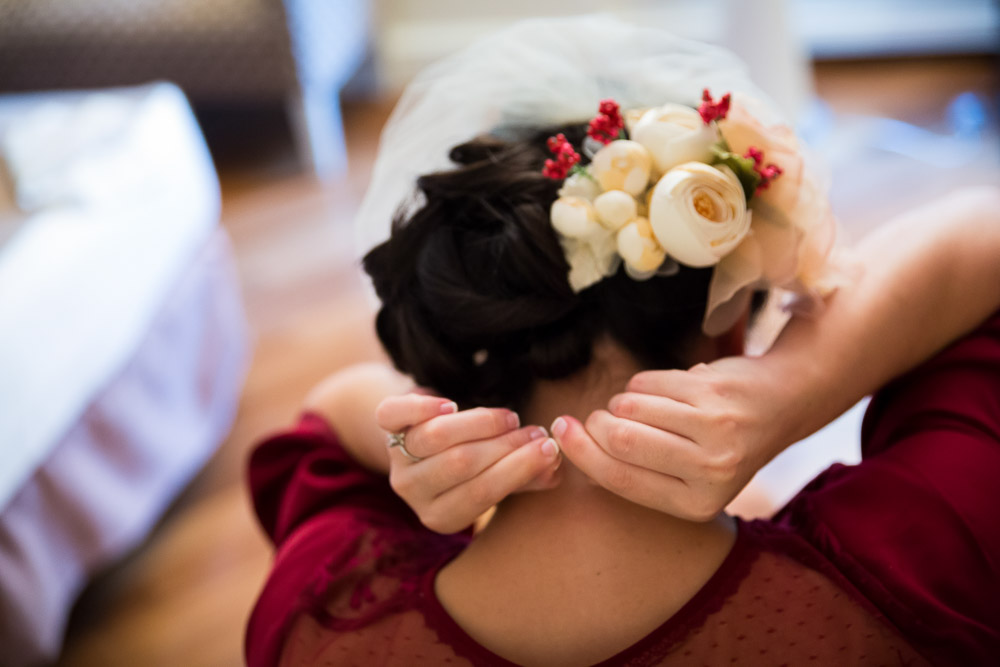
[
  {"xmin": 247, "ymin": 311, "xmax": 1000, "ymax": 666},
  {"xmin": 274, "ymin": 536, "xmax": 927, "ymax": 667}
]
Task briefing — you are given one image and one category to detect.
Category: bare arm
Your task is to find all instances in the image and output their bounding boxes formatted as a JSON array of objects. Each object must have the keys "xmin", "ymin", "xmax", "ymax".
[
  {"xmin": 555, "ymin": 186, "xmax": 1000, "ymax": 520},
  {"xmin": 766, "ymin": 186, "xmax": 1000, "ymax": 446},
  {"xmin": 302, "ymin": 363, "xmax": 416, "ymax": 473}
]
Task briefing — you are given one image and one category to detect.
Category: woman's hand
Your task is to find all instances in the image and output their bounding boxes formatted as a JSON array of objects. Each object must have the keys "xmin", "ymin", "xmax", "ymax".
[
  {"xmin": 554, "ymin": 356, "xmax": 798, "ymax": 521},
  {"xmin": 375, "ymin": 394, "xmax": 562, "ymax": 534},
  {"xmin": 556, "ymin": 187, "xmax": 1000, "ymax": 522}
]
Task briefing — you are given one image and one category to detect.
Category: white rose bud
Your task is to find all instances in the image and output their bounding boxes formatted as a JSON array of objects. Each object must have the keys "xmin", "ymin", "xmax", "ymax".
[
  {"xmin": 593, "ymin": 190, "xmax": 638, "ymax": 231},
  {"xmin": 589, "ymin": 140, "xmax": 652, "ymax": 196},
  {"xmin": 631, "ymin": 104, "xmax": 718, "ymax": 174},
  {"xmin": 558, "ymin": 171, "xmax": 600, "ymax": 201},
  {"xmin": 648, "ymin": 163, "xmax": 751, "ymax": 267},
  {"xmin": 550, "ymin": 196, "xmax": 602, "ymax": 239},
  {"xmin": 616, "ymin": 217, "xmax": 666, "ymax": 273}
]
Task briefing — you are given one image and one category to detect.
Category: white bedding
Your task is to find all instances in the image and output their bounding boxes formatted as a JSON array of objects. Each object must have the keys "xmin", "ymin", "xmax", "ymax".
[
  {"xmin": 0, "ymin": 83, "xmax": 248, "ymax": 665},
  {"xmin": 0, "ymin": 229, "xmax": 247, "ymax": 665},
  {"xmin": 0, "ymin": 83, "xmax": 219, "ymax": 510}
]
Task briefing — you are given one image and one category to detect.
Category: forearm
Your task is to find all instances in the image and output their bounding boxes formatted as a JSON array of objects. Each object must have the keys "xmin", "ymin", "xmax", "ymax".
[{"xmin": 765, "ymin": 187, "xmax": 1000, "ymax": 448}]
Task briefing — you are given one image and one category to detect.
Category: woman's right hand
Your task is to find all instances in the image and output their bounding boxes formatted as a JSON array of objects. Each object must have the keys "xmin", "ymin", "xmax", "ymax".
[
  {"xmin": 375, "ymin": 394, "xmax": 562, "ymax": 534},
  {"xmin": 554, "ymin": 356, "xmax": 797, "ymax": 521},
  {"xmin": 558, "ymin": 188, "xmax": 1000, "ymax": 521}
]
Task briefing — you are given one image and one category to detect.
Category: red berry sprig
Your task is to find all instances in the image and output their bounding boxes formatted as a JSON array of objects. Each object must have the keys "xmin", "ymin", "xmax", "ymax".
[
  {"xmin": 587, "ymin": 99, "xmax": 624, "ymax": 145},
  {"xmin": 542, "ymin": 133, "xmax": 581, "ymax": 179},
  {"xmin": 698, "ymin": 89, "xmax": 732, "ymax": 124},
  {"xmin": 744, "ymin": 146, "xmax": 783, "ymax": 191}
]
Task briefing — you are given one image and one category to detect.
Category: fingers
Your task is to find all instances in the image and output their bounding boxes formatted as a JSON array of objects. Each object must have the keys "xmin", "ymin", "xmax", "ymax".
[
  {"xmin": 393, "ymin": 425, "xmax": 546, "ymax": 491},
  {"xmin": 421, "ymin": 437, "xmax": 561, "ymax": 533},
  {"xmin": 626, "ymin": 368, "xmax": 707, "ymax": 406},
  {"xmin": 583, "ymin": 409, "xmax": 704, "ymax": 479},
  {"xmin": 607, "ymin": 391, "xmax": 702, "ymax": 437},
  {"xmin": 375, "ymin": 394, "xmax": 458, "ymax": 433},
  {"xmin": 553, "ymin": 415, "xmax": 717, "ymax": 521},
  {"xmin": 402, "ymin": 407, "xmax": 520, "ymax": 459}
]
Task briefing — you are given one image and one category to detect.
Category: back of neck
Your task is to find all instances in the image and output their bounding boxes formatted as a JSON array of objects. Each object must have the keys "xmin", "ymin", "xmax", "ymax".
[{"xmin": 434, "ymin": 345, "xmax": 736, "ymax": 665}]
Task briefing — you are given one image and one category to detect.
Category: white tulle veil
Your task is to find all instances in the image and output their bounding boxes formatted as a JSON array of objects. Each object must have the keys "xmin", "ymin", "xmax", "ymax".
[
  {"xmin": 354, "ymin": 15, "xmax": 841, "ymax": 339},
  {"xmin": 354, "ymin": 15, "xmax": 784, "ymax": 256}
]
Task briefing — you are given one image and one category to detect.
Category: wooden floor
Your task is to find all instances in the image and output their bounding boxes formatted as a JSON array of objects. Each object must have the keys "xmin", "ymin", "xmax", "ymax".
[{"xmin": 55, "ymin": 56, "xmax": 997, "ymax": 666}]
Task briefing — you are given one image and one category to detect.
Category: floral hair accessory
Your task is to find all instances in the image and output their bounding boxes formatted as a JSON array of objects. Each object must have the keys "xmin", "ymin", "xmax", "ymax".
[
  {"xmin": 544, "ymin": 93, "xmax": 841, "ymax": 336},
  {"xmin": 542, "ymin": 133, "xmax": 582, "ymax": 179},
  {"xmin": 697, "ymin": 89, "xmax": 731, "ymax": 124},
  {"xmin": 587, "ymin": 99, "xmax": 625, "ymax": 144},
  {"xmin": 744, "ymin": 147, "xmax": 784, "ymax": 191}
]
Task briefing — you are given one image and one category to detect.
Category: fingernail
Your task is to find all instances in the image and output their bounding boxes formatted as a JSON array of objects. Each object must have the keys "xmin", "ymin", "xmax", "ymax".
[
  {"xmin": 608, "ymin": 395, "xmax": 621, "ymax": 413},
  {"xmin": 440, "ymin": 401, "xmax": 458, "ymax": 414},
  {"xmin": 528, "ymin": 426, "xmax": 548, "ymax": 441},
  {"xmin": 507, "ymin": 412, "xmax": 520, "ymax": 429},
  {"xmin": 541, "ymin": 438, "xmax": 560, "ymax": 458},
  {"xmin": 550, "ymin": 417, "xmax": 567, "ymax": 439}
]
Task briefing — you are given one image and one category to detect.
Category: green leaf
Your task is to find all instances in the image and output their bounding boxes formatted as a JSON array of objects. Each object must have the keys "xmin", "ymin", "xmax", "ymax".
[
  {"xmin": 569, "ymin": 163, "xmax": 595, "ymax": 181},
  {"xmin": 710, "ymin": 143, "xmax": 759, "ymax": 203}
]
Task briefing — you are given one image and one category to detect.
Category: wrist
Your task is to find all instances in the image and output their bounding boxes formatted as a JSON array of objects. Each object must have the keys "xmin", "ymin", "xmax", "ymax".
[{"xmin": 756, "ymin": 329, "xmax": 833, "ymax": 453}]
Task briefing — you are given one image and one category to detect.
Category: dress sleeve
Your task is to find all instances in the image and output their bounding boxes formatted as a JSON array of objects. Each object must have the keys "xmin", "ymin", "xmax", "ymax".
[
  {"xmin": 247, "ymin": 412, "xmax": 417, "ymax": 546},
  {"xmin": 773, "ymin": 310, "xmax": 1000, "ymax": 666},
  {"xmin": 245, "ymin": 413, "xmax": 469, "ymax": 667}
]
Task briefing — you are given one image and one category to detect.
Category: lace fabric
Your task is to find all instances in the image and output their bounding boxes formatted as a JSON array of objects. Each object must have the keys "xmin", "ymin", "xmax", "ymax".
[
  {"xmin": 246, "ymin": 311, "xmax": 1000, "ymax": 666},
  {"xmin": 246, "ymin": 417, "xmax": 927, "ymax": 667},
  {"xmin": 273, "ymin": 519, "xmax": 927, "ymax": 666}
]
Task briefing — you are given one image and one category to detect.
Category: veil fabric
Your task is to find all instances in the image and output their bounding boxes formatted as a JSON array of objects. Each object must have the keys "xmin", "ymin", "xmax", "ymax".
[
  {"xmin": 354, "ymin": 15, "xmax": 781, "ymax": 256},
  {"xmin": 354, "ymin": 15, "xmax": 841, "ymax": 336}
]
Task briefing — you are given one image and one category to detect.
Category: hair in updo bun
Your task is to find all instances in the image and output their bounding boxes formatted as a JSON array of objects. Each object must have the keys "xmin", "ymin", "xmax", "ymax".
[{"xmin": 363, "ymin": 124, "xmax": 714, "ymax": 411}]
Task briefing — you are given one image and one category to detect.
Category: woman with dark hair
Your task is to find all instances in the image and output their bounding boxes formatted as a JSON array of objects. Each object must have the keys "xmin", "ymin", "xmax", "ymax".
[{"xmin": 245, "ymin": 18, "xmax": 1000, "ymax": 666}]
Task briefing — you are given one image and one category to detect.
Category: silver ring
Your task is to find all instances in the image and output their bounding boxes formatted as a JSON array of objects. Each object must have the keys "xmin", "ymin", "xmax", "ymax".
[{"xmin": 386, "ymin": 431, "xmax": 423, "ymax": 462}]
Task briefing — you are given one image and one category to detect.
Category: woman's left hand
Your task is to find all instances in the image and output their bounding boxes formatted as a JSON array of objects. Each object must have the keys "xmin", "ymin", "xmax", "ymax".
[{"xmin": 376, "ymin": 393, "xmax": 562, "ymax": 533}]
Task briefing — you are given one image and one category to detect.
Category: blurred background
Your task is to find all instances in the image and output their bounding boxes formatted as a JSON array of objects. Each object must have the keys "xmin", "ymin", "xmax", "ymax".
[{"xmin": 0, "ymin": 1, "xmax": 996, "ymax": 665}]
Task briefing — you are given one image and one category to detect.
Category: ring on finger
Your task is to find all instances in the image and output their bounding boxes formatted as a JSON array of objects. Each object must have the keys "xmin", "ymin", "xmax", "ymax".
[{"xmin": 386, "ymin": 430, "xmax": 423, "ymax": 462}]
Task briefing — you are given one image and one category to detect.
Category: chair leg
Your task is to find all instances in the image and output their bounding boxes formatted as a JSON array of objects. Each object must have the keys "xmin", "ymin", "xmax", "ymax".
[{"xmin": 286, "ymin": 88, "xmax": 347, "ymax": 179}]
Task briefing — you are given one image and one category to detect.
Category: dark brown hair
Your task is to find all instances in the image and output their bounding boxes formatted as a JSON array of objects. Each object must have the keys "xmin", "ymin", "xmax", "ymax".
[{"xmin": 363, "ymin": 124, "xmax": 713, "ymax": 410}]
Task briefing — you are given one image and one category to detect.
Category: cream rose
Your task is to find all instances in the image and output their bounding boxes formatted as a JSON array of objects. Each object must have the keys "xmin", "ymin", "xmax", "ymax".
[
  {"xmin": 558, "ymin": 171, "xmax": 600, "ymax": 201},
  {"xmin": 593, "ymin": 190, "xmax": 638, "ymax": 231},
  {"xmin": 588, "ymin": 140, "xmax": 652, "ymax": 196},
  {"xmin": 630, "ymin": 104, "xmax": 718, "ymax": 174},
  {"xmin": 616, "ymin": 217, "xmax": 666, "ymax": 273},
  {"xmin": 648, "ymin": 163, "xmax": 751, "ymax": 267},
  {"xmin": 550, "ymin": 196, "xmax": 602, "ymax": 239}
]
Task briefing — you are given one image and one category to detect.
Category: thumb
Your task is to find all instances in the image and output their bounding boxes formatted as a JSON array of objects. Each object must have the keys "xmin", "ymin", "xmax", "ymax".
[{"xmin": 550, "ymin": 415, "xmax": 598, "ymax": 474}]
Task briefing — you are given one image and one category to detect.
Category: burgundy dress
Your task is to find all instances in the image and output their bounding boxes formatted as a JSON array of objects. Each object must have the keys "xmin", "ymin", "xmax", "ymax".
[{"xmin": 245, "ymin": 312, "xmax": 1000, "ymax": 666}]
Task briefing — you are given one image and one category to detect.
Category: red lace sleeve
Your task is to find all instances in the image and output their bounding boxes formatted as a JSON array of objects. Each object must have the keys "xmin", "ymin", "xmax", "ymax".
[
  {"xmin": 245, "ymin": 413, "xmax": 470, "ymax": 667},
  {"xmin": 774, "ymin": 311, "xmax": 1000, "ymax": 666},
  {"xmin": 247, "ymin": 413, "xmax": 411, "ymax": 546}
]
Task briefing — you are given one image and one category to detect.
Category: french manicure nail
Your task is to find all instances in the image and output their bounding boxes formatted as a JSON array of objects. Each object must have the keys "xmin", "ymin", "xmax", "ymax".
[
  {"xmin": 441, "ymin": 401, "xmax": 458, "ymax": 414},
  {"xmin": 550, "ymin": 417, "xmax": 567, "ymax": 439},
  {"xmin": 507, "ymin": 412, "xmax": 521, "ymax": 429},
  {"xmin": 528, "ymin": 426, "xmax": 548, "ymax": 441},
  {"xmin": 541, "ymin": 438, "xmax": 560, "ymax": 458}
]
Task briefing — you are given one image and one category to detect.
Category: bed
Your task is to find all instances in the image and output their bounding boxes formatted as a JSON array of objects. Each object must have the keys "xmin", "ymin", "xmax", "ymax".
[{"xmin": 0, "ymin": 83, "xmax": 249, "ymax": 665}]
